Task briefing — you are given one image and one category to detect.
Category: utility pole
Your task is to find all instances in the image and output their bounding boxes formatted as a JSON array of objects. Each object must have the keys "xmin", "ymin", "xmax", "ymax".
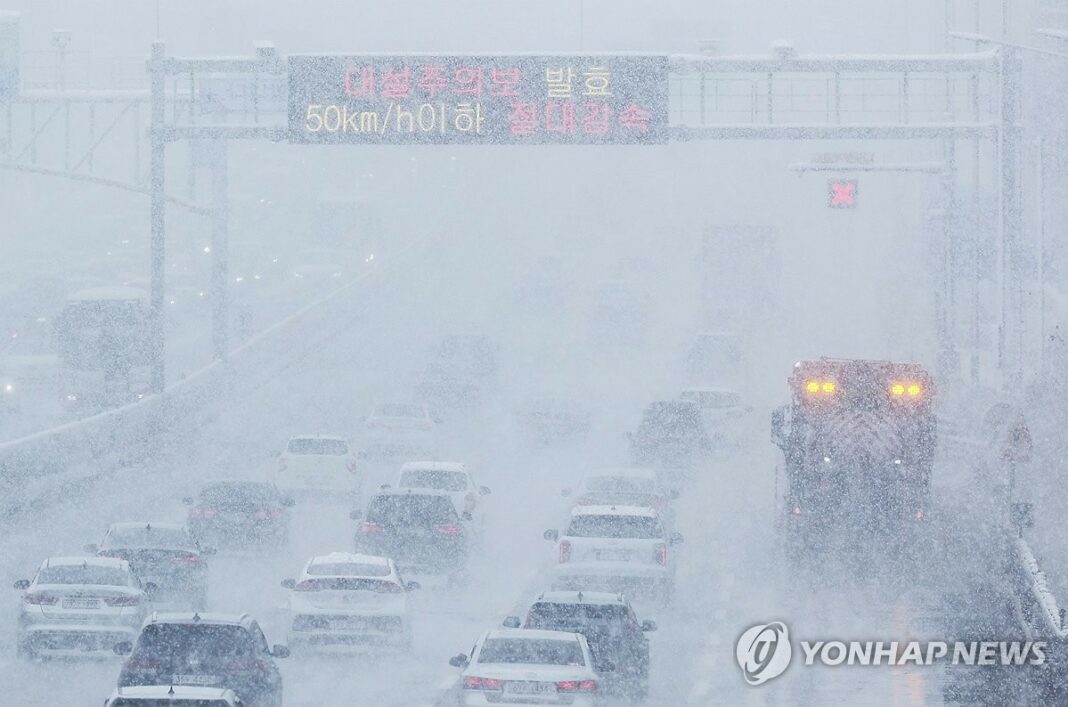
[{"xmin": 210, "ymin": 138, "xmax": 229, "ymax": 360}]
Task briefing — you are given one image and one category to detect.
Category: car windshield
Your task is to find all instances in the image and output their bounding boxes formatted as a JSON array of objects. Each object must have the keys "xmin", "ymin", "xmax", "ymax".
[
  {"xmin": 525, "ymin": 603, "xmax": 631, "ymax": 630},
  {"xmin": 374, "ymin": 404, "xmax": 423, "ymax": 418},
  {"xmin": 584, "ymin": 476, "xmax": 655, "ymax": 494},
  {"xmin": 478, "ymin": 638, "xmax": 585, "ymax": 666},
  {"xmin": 104, "ymin": 526, "xmax": 194, "ymax": 551},
  {"xmin": 135, "ymin": 624, "xmax": 255, "ymax": 660},
  {"xmin": 307, "ymin": 562, "xmax": 390, "ymax": 577},
  {"xmin": 199, "ymin": 483, "xmax": 277, "ymax": 509},
  {"xmin": 37, "ymin": 565, "xmax": 128, "ymax": 586},
  {"xmin": 366, "ymin": 495, "xmax": 458, "ymax": 526},
  {"xmin": 286, "ymin": 438, "xmax": 348, "ymax": 455},
  {"xmin": 566, "ymin": 514, "xmax": 664, "ymax": 539},
  {"xmin": 639, "ymin": 404, "xmax": 703, "ymax": 435},
  {"xmin": 399, "ymin": 469, "xmax": 467, "ymax": 492}
]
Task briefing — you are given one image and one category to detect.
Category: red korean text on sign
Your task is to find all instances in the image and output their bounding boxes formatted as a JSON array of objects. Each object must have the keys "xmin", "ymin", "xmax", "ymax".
[
  {"xmin": 381, "ymin": 67, "xmax": 410, "ymax": 99},
  {"xmin": 455, "ymin": 67, "xmax": 483, "ymax": 96},
  {"xmin": 583, "ymin": 103, "xmax": 612, "ymax": 136},
  {"xmin": 418, "ymin": 65, "xmax": 448, "ymax": 98},
  {"xmin": 344, "ymin": 66, "xmax": 375, "ymax": 97},
  {"xmin": 489, "ymin": 68, "xmax": 521, "ymax": 97},
  {"xmin": 618, "ymin": 102, "xmax": 651, "ymax": 133},
  {"xmin": 509, "ymin": 103, "xmax": 537, "ymax": 136},
  {"xmin": 545, "ymin": 103, "xmax": 576, "ymax": 134}
]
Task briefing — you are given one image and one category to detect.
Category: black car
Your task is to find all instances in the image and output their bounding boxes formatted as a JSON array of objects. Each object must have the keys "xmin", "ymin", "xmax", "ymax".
[
  {"xmin": 629, "ymin": 400, "xmax": 711, "ymax": 470},
  {"xmin": 505, "ymin": 591, "xmax": 656, "ymax": 698},
  {"xmin": 351, "ymin": 489, "xmax": 467, "ymax": 582},
  {"xmin": 87, "ymin": 522, "xmax": 212, "ymax": 608},
  {"xmin": 183, "ymin": 481, "xmax": 294, "ymax": 550},
  {"xmin": 116, "ymin": 613, "xmax": 287, "ymax": 707}
]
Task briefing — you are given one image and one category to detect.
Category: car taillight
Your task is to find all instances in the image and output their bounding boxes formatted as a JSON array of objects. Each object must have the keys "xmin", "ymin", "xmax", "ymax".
[
  {"xmin": 173, "ymin": 555, "xmax": 200, "ymax": 564},
  {"xmin": 435, "ymin": 524, "xmax": 462, "ymax": 536},
  {"xmin": 190, "ymin": 507, "xmax": 216, "ymax": 519},
  {"xmin": 358, "ymin": 521, "xmax": 383, "ymax": 535},
  {"xmin": 295, "ymin": 580, "xmax": 320, "ymax": 592},
  {"xmin": 376, "ymin": 582, "xmax": 403, "ymax": 593},
  {"xmin": 559, "ymin": 540, "xmax": 571, "ymax": 563},
  {"xmin": 23, "ymin": 593, "xmax": 57, "ymax": 606},
  {"xmin": 346, "ymin": 460, "xmax": 358, "ymax": 474},
  {"xmin": 463, "ymin": 676, "xmax": 504, "ymax": 691},
  {"xmin": 104, "ymin": 595, "xmax": 141, "ymax": 607},
  {"xmin": 655, "ymin": 542, "xmax": 667, "ymax": 566},
  {"xmin": 254, "ymin": 509, "xmax": 282, "ymax": 520},
  {"xmin": 557, "ymin": 679, "xmax": 597, "ymax": 693}
]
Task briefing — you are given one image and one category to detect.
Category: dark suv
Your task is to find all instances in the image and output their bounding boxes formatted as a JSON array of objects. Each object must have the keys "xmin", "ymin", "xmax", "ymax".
[
  {"xmin": 504, "ymin": 591, "xmax": 657, "ymax": 698},
  {"xmin": 629, "ymin": 400, "xmax": 711, "ymax": 470},
  {"xmin": 183, "ymin": 481, "xmax": 294, "ymax": 550},
  {"xmin": 351, "ymin": 489, "xmax": 467, "ymax": 582},
  {"xmin": 116, "ymin": 612, "xmax": 288, "ymax": 707}
]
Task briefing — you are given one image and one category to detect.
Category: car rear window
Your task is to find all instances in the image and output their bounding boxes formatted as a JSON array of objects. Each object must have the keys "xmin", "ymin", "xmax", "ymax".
[
  {"xmin": 525, "ymin": 603, "xmax": 630, "ymax": 629},
  {"xmin": 478, "ymin": 638, "xmax": 584, "ymax": 666},
  {"xmin": 287, "ymin": 438, "xmax": 348, "ymax": 455},
  {"xmin": 199, "ymin": 483, "xmax": 276, "ymax": 509},
  {"xmin": 38, "ymin": 565, "xmax": 128, "ymax": 586},
  {"xmin": 366, "ymin": 494, "xmax": 458, "ymax": 526},
  {"xmin": 135, "ymin": 624, "xmax": 254, "ymax": 660},
  {"xmin": 105, "ymin": 527, "xmax": 194, "ymax": 551},
  {"xmin": 298, "ymin": 578, "xmax": 399, "ymax": 591},
  {"xmin": 307, "ymin": 563, "xmax": 390, "ymax": 577},
  {"xmin": 566, "ymin": 514, "xmax": 663, "ymax": 539},
  {"xmin": 399, "ymin": 469, "xmax": 467, "ymax": 492},
  {"xmin": 585, "ymin": 476, "xmax": 655, "ymax": 494}
]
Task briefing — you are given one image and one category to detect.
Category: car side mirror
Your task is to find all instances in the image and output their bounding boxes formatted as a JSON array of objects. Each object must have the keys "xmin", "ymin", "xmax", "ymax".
[
  {"xmin": 560, "ymin": 488, "xmax": 572, "ymax": 497},
  {"xmin": 349, "ymin": 510, "xmax": 362, "ymax": 520},
  {"xmin": 357, "ymin": 450, "xmax": 369, "ymax": 460},
  {"xmin": 13, "ymin": 579, "xmax": 30, "ymax": 590},
  {"xmin": 83, "ymin": 543, "xmax": 99, "ymax": 554},
  {"xmin": 270, "ymin": 644, "xmax": 290, "ymax": 658},
  {"xmin": 379, "ymin": 484, "xmax": 392, "ymax": 490},
  {"xmin": 405, "ymin": 581, "xmax": 421, "ymax": 592},
  {"xmin": 624, "ymin": 431, "xmax": 634, "ymax": 442},
  {"xmin": 502, "ymin": 616, "xmax": 521, "ymax": 628},
  {"xmin": 281, "ymin": 496, "xmax": 296, "ymax": 508},
  {"xmin": 449, "ymin": 654, "xmax": 469, "ymax": 668},
  {"xmin": 641, "ymin": 619, "xmax": 658, "ymax": 632},
  {"xmin": 543, "ymin": 529, "xmax": 559, "ymax": 542},
  {"xmin": 669, "ymin": 532, "xmax": 684, "ymax": 545},
  {"xmin": 113, "ymin": 641, "xmax": 133, "ymax": 656},
  {"xmin": 143, "ymin": 582, "xmax": 159, "ymax": 599},
  {"xmin": 461, "ymin": 511, "xmax": 473, "ymax": 521},
  {"xmin": 281, "ymin": 579, "xmax": 296, "ymax": 590},
  {"xmin": 182, "ymin": 496, "xmax": 195, "ymax": 506},
  {"xmin": 479, "ymin": 486, "xmax": 491, "ymax": 496},
  {"xmin": 433, "ymin": 417, "xmax": 444, "ymax": 425}
]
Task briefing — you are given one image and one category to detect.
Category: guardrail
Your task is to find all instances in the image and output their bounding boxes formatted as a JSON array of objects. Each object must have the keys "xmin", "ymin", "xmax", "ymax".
[
  {"xmin": 0, "ymin": 236, "xmax": 432, "ymax": 514},
  {"xmin": 1009, "ymin": 537, "xmax": 1067, "ymax": 640}
]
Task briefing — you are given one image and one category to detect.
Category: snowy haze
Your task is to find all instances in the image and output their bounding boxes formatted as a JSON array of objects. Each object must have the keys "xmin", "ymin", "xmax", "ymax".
[{"xmin": 2, "ymin": 1, "xmax": 1065, "ymax": 706}]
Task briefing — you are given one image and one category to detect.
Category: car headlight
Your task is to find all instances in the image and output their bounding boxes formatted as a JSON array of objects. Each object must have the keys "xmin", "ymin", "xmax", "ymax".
[{"xmin": 3, "ymin": 383, "xmax": 13, "ymax": 393}]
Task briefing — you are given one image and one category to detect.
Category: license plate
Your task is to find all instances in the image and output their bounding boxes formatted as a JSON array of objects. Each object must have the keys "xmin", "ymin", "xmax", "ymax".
[
  {"xmin": 62, "ymin": 598, "xmax": 100, "ymax": 609},
  {"xmin": 597, "ymin": 550, "xmax": 629, "ymax": 561},
  {"xmin": 505, "ymin": 681, "xmax": 555, "ymax": 695},
  {"xmin": 173, "ymin": 674, "xmax": 218, "ymax": 685}
]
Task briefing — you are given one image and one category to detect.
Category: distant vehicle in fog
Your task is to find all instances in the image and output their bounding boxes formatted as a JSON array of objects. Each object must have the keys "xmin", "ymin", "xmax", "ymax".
[
  {"xmin": 86, "ymin": 522, "xmax": 212, "ymax": 609},
  {"xmin": 563, "ymin": 468, "xmax": 677, "ymax": 529},
  {"xmin": 394, "ymin": 461, "xmax": 490, "ymax": 524},
  {"xmin": 352, "ymin": 488, "xmax": 467, "ymax": 585},
  {"xmin": 448, "ymin": 628, "xmax": 603, "ymax": 706},
  {"xmin": 116, "ymin": 612, "xmax": 288, "ymax": 707},
  {"xmin": 545, "ymin": 505, "xmax": 683, "ymax": 605},
  {"xmin": 515, "ymin": 397, "xmax": 592, "ymax": 447},
  {"xmin": 628, "ymin": 400, "xmax": 711, "ymax": 471},
  {"xmin": 282, "ymin": 552, "xmax": 418, "ymax": 652},
  {"xmin": 435, "ymin": 332, "xmax": 499, "ymax": 381},
  {"xmin": 274, "ymin": 435, "xmax": 361, "ymax": 502},
  {"xmin": 679, "ymin": 387, "xmax": 752, "ymax": 449},
  {"xmin": 415, "ymin": 362, "xmax": 482, "ymax": 412},
  {"xmin": 14, "ymin": 556, "xmax": 153, "ymax": 659},
  {"xmin": 183, "ymin": 481, "xmax": 294, "ymax": 551},
  {"xmin": 104, "ymin": 686, "xmax": 245, "ymax": 706},
  {"xmin": 361, "ymin": 402, "xmax": 439, "ymax": 458},
  {"xmin": 683, "ymin": 331, "xmax": 742, "ymax": 386},
  {"xmin": 589, "ymin": 280, "xmax": 647, "ymax": 347},
  {"xmin": 504, "ymin": 591, "xmax": 657, "ymax": 699}
]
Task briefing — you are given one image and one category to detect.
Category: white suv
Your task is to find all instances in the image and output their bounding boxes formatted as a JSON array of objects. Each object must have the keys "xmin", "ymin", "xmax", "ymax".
[
  {"xmin": 275, "ymin": 435, "xmax": 360, "ymax": 501},
  {"xmin": 544, "ymin": 505, "xmax": 682, "ymax": 605}
]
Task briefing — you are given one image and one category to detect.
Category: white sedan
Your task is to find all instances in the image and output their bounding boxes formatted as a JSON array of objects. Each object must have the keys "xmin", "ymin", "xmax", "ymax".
[
  {"xmin": 14, "ymin": 556, "xmax": 153, "ymax": 659},
  {"xmin": 545, "ymin": 505, "xmax": 683, "ymax": 605},
  {"xmin": 105, "ymin": 686, "xmax": 243, "ymax": 706},
  {"xmin": 361, "ymin": 403, "xmax": 439, "ymax": 459},
  {"xmin": 282, "ymin": 552, "xmax": 418, "ymax": 651},
  {"xmin": 449, "ymin": 629, "xmax": 603, "ymax": 706},
  {"xmin": 395, "ymin": 461, "xmax": 491, "ymax": 522},
  {"xmin": 274, "ymin": 435, "xmax": 361, "ymax": 501}
]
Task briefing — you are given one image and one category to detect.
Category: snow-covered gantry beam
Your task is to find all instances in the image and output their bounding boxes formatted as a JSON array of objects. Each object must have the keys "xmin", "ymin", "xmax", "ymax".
[
  {"xmin": 669, "ymin": 51, "xmax": 1000, "ymax": 75},
  {"xmin": 671, "ymin": 123, "xmax": 998, "ymax": 141}
]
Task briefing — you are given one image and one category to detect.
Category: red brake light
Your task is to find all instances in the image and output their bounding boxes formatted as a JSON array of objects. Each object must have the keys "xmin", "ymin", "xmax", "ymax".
[
  {"xmin": 463, "ymin": 676, "xmax": 504, "ymax": 690},
  {"xmin": 104, "ymin": 594, "xmax": 141, "ymax": 607},
  {"xmin": 435, "ymin": 524, "xmax": 462, "ymax": 536},
  {"xmin": 559, "ymin": 540, "xmax": 571, "ymax": 563},
  {"xmin": 578, "ymin": 679, "xmax": 598, "ymax": 692},
  {"xmin": 346, "ymin": 460, "xmax": 358, "ymax": 474},
  {"xmin": 24, "ymin": 592, "xmax": 57, "ymax": 606},
  {"xmin": 254, "ymin": 508, "xmax": 282, "ymax": 520},
  {"xmin": 358, "ymin": 521, "xmax": 383, "ymax": 535},
  {"xmin": 655, "ymin": 542, "xmax": 667, "ymax": 566},
  {"xmin": 295, "ymin": 580, "xmax": 319, "ymax": 592},
  {"xmin": 173, "ymin": 554, "xmax": 200, "ymax": 564},
  {"xmin": 190, "ymin": 507, "xmax": 216, "ymax": 519},
  {"xmin": 556, "ymin": 679, "xmax": 597, "ymax": 692},
  {"xmin": 376, "ymin": 581, "xmax": 403, "ymax": 593}
]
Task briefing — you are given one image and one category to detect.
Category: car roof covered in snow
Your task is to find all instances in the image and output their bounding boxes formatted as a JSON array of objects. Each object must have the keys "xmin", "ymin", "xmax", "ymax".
[
  {"xmin": 108, "ymin": 522, "xmax": 187, "ymax": 532},
  {"xmin": 372, "ymin": 487, "xmax": 451, "ymax": 498},
  {"xmin": 483, "ymin": 627, "xmax": 585, "ymax": 643},
  {"xmin": 307, "ymin": 552, "xmax": 391, "ymax": 569},
  {"xmin": 42, "ymin": 555, "xmax": 128, "ymax": 570},
  {"xmin": 108, "ymin": 685, "xmax": 240, "ymax": 701},
  {"xmin": 400, "ymin": 461, "xmax": 466, "ymax": 473},
  {"xmin": 532, "ymin": 590, "xmax": 628, "ymax": 606},
  {"xmin": 585, "ymin": 467, "xmax": 657, "ymax": 480},
  {"xmin": 146, "ymin": 612, "xmax": 251, "ymax": 627},
  {"xmin": 570, "ymin": 504, "xmax": 658, "ymax": 518}
]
